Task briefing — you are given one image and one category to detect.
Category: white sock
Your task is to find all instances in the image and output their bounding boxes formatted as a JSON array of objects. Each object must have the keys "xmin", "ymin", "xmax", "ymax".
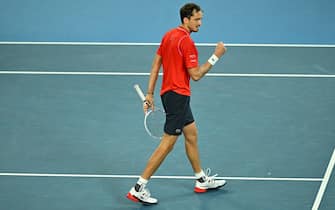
[
  {"xmin": 135, "ymin": 177, "xmax": 148, "ymax": 192},
  {"xmin": 195, "ymin": 170, "xmax": 206, "ymax": 179},
  {"xmin": 137, "ymin": 176, "xmax": 148, "ymax": 185}
]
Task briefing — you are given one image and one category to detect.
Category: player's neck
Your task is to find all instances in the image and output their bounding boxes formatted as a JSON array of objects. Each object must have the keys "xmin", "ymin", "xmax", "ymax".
[{"xmin": 179, "ymin": 25, "xmax": 191, "ymax": 34}]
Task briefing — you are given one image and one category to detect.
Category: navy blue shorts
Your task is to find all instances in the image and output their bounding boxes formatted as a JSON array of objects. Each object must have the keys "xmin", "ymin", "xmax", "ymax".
[{"xmin": 161, "ymin": 91, "xmax": 195, "ymax": 136}]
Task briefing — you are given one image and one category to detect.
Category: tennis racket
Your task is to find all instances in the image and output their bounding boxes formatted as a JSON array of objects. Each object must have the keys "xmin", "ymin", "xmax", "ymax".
[{"xmin": 134, "ymin": 84, "xmax": 165, "ymax": 139}]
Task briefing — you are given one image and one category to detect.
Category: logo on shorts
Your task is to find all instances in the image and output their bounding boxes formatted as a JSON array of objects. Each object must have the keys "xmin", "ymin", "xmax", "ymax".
[{"xmin": 175, "ymin": 129, "xmax": 181, "ymax": 134}]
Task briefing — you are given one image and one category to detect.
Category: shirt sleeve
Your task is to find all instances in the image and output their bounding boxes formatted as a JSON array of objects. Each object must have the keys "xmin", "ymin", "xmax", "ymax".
[
  {"xmin": 157, "ymin": 42, "xmax": 162, "ymax": 56},
  {"xmin": 180, "ymin": 36, "xmax": 198, "ymax": 69},
  {"xmin": 157, "ymin": 33, "xmax": 167, "ymax": 56}
]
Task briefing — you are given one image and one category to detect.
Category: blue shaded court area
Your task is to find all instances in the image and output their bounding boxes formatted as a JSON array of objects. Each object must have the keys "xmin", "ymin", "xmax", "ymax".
[{"xmin": 0, "ymin": 43, "xmax": 334, "ymax": 210}]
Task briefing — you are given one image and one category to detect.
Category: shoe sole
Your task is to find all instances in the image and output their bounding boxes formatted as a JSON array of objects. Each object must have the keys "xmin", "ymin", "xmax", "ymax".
[
  {"xmin": 126, "ymin": 193, "xmax": 158, "ymax": 205},
  {"xmin": 194, "ymin": 182, "xmax": 227, "ymax": 193}
]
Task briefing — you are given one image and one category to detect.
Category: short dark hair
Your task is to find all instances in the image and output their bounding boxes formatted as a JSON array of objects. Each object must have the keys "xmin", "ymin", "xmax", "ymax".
[{"xmin": 179, "ymin": 3, "xmax": 202, "ymax": 23}]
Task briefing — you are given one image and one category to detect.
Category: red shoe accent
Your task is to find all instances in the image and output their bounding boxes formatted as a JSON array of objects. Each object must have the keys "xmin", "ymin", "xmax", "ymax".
[
  {"xmin": 126, "ymin": 193, "xmax": 139, "ymax": 202},
  {"xmin": 194, "ymin": 187, "xmax": 207, "ymax": 193}
]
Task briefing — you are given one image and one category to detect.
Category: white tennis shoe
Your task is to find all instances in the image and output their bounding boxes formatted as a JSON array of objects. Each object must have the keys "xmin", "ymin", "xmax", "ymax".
[
  {"xmin": 194, "ymin": 168, "xmax": 227, "ymax": 193},
  {"xmin": 127, "ymin": 186, "xmax": 158, "ymax": 205}
]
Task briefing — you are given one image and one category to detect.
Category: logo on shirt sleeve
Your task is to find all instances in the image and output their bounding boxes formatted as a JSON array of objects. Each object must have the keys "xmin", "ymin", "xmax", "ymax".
[{"xmin": 189, "ymin": 54, "xmax": 197, "ymax": 63}]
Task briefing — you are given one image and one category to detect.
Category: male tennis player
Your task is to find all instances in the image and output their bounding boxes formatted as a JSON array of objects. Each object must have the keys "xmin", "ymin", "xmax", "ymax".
[{"xmin": 127, "ymin": 3, "xmax": 227, "ymax": 205}]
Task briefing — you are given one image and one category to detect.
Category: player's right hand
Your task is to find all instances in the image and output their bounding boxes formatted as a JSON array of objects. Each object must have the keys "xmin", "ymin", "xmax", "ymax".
[{"xmin": 143, "ymin": 94, "xmax": 154, "ymax": 113}]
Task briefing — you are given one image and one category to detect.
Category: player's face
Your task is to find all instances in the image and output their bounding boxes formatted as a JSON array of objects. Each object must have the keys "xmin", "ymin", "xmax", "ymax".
[{"xmin": 187, "ymin": 10, "xmax": 203, "ymax": 32}]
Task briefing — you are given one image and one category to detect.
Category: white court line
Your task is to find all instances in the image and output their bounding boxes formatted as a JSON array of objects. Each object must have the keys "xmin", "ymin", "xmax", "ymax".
[
  {"xmin": 1, "ymin": 71, "xmax": 335, "ymax": 78},
  {"xmin": 312, "ymin": 149, "xmax": 335, "ymax": 210},
  {"xmin": 0, "ymin": 71, "xmax": 150, "ymax": 76},
  {"xmin": 0, "ymin": 172, "xmax": 322, "ymax": 182},
  {"xmin": 1, "ymin": 42, "xmax": 335, "ymax": 48}
]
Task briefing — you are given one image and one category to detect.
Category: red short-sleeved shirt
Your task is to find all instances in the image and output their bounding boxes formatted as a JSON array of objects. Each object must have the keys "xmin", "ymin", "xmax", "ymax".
[{"xmin": 157, "ymin": 26, "xmax": 198, "ymax": 96}]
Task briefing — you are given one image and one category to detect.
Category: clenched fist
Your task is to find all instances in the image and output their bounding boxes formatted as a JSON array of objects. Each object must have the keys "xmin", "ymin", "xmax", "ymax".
[{"xmin": 214, "ymin": 42, "xmax": 226, "ymax": 58}]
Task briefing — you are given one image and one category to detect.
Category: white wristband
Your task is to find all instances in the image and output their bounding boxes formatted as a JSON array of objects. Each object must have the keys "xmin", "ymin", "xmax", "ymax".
[{"xmin": 208, "ymin": 54, "xmax": 219, "ymax": 65}]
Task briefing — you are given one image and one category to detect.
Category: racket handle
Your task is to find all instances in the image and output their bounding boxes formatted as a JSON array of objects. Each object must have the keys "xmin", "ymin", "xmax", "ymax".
[{"xmin": 134, "ymin": 84, "xmax": 146, "ymax": 102}]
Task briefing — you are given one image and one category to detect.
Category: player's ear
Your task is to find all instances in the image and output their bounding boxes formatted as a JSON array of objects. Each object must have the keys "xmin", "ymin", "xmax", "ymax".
[{"xmin": 183, "ymin": 17, "xmax": 189, "ymax": 24}]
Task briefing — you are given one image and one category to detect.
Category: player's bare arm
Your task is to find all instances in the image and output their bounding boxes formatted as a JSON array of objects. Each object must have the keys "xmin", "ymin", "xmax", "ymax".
[
  {"xmin": 188, "ymin": 42, "xmax": 226, "ymax": 81},
  {"xmin": 144, "ymin": 54, "xmax": 162, "ymax": 112}
]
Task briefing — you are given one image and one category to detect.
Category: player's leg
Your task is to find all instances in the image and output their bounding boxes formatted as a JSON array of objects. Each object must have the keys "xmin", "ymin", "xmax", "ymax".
[
  {"xmin": 183, "ymin": 121, "xmax": 202, "ymax": 173},
  {"xmin": 127, "ymin": 133, "xmax": 178, "ymax": 204},
  {"xmin": 183, "ymin": 105, "xmax": 227, "ymax": 193},
  {"xmin": 141, "ymin": 133, "xmax": 178, "ymax": 179}
]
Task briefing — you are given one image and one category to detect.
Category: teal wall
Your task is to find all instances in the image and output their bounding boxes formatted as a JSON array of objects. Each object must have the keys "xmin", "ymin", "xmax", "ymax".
[{"xmin": 0, "ymin": 0, "xmax": 334, "ymax": 44}]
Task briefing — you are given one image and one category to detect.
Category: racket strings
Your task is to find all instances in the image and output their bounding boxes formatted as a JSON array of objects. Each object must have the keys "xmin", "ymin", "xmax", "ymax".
[{"xmin": 144, "ymin": 109, "xmax": 165, "ymax": 139}]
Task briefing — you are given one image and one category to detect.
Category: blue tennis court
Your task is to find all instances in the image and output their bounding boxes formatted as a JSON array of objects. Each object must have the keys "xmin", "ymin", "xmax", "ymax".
[{"xmin": 0, "ymin": 43, "xmax": 334, "ymax": 210}]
